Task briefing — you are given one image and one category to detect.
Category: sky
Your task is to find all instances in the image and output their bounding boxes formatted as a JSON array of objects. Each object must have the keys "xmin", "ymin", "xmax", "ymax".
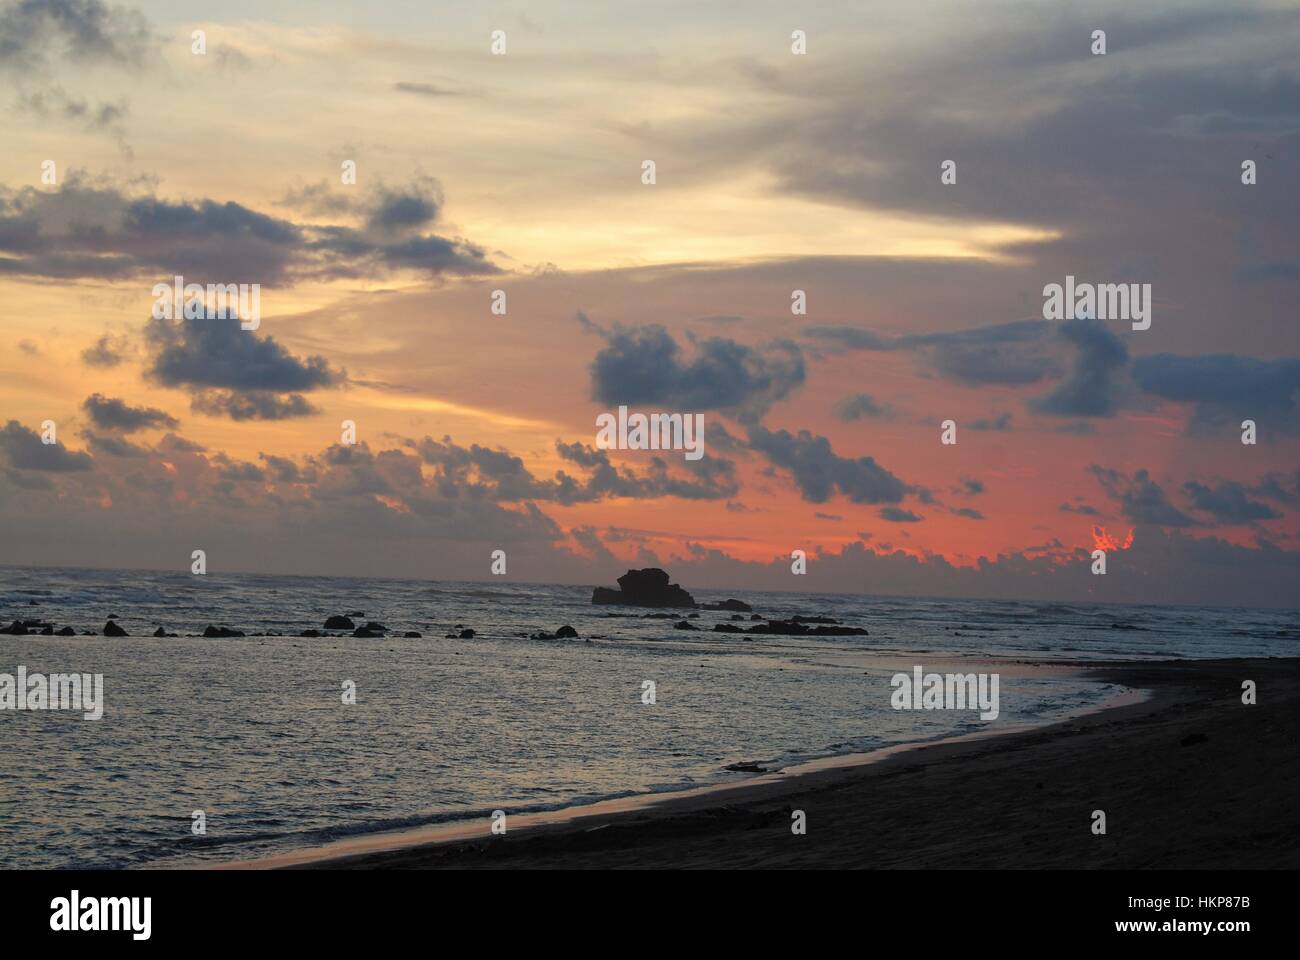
[{"xmin": 2, "ymin": 0, "xmax": 1298, "ymax": 606}]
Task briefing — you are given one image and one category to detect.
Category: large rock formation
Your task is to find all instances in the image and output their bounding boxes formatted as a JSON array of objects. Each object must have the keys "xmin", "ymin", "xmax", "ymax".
[{"xmin": 591, "ymin": 568, "xmax": 697, "ymax": 608}]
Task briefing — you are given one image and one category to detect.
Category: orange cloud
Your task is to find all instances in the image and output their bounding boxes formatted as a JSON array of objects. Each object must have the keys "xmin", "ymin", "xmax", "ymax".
[{"xmin": 1092, "ymin": 525, "xmax": 1135, "ymax": 552}]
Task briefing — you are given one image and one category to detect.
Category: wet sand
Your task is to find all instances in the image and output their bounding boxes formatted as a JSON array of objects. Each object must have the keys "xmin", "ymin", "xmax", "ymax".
[{"xmin": 243, "ymin": 657, "xmax": 1300, "ymax": 869}]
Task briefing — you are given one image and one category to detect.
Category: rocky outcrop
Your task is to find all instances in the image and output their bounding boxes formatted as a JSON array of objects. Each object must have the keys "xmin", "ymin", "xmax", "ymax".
[
  {"xmin": 203, "ymin": 625, "xmax": 245, "ymax": 638},
  {"xmin": 555, "ymin": 625, "xmax": 579, "ymax": 638},
  {"xmin": 103, "ymin": 620, "xmax": 128, "ymax": 637},
  {"xmin": 592, "ymin": 568, "xmax": 697, "ymax": 608},
  {"xmin": 701, "ymin": 598, "xmax": 753, "ymax": 613},
  {"xmin": 323, "ymin": 615, "xmax": 355, "ymax": 630},
  {"xmin": 747, "ymin": 619, "xmax": 867, "ymax": 636}
]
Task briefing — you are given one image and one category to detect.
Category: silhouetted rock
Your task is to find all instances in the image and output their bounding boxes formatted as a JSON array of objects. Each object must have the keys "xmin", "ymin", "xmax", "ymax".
[
  {"xmin": 555, "ymin": 625, "xmax": 579, "ymax": 638},
  {"xmin": 55, "ymin": 626, "xmax": 75, "ymax": 636},
  {"xmin": 347, "ymin": 611, "xmax": 365, "ymax": 618},
  {"xmin": 363, "ymin": 622, "xmax": 387, "ymax": 632},
  {"xmin": 747, "ymin": 619, "xmax": 867, "ymax": 636},
  {"xmin": 299, "ymin": 629, "xmax": 321, "ymax": 637},
  {"xmin": 591, "ymin": 568, "xmax": 696, "ymax": 608},
  {"xmin": 713, "ymin": 623, "xmax": 743, "ymax": 633},
  {"xmin": 403, "ymin": 631, "xmax": 422, "ymax": 638},
  {"xmin": 458, "ymin": 628, "xmax": 475, "ymax": 639},
  {"xmin": 324, "ymin": 615, "xmax": 355, "ymax": 630},
  {"xmin": 702, "ymin": 598, "xmax": 753, "ymax": 613},
  {"xmin": 40, "ymin": 626, "xmax": 54, "ymax": 635},
  {"xmin": 203, "ymin": 625, "xmax": 244, "ymax": 638},
  {"xmin": 673, "ymin": 620, "xmax": 698, "ymax": 630},
  {"xmin": 792, "ymin": 615, "xmax": 839, "ymax": 624},
  {"xmin": 103, "ymin": 620, "xmax": 128, "ymax": 637},
  {"xmin": 352, "ymin": 626, "xmax": 384, "ymax": 638}
]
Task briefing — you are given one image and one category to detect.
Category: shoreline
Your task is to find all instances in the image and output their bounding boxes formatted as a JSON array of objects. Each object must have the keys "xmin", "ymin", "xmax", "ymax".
[{"xmin": 214, "ymin": 656, "xmax": 1300, "ymax": 870}]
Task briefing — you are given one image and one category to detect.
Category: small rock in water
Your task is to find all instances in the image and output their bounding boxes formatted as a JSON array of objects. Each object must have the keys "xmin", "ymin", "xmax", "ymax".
[
  {"xmin": 55, "ymin": 626, "xmax": 75, "ymax": 636},
  {"xmin": 403, "ymin": 631, "xmax": 422, "ymax": 638},
  {"xmin": 323, "ymin": 615, "xmax": 355, "ymax": 630},
  {"xmin": 673, "ymin": 620, "xmax": 698, "ymax": 631},
  {"xmin": 299, "ymin": 629, "xmax": 321, "ymax": 637},
  {"xmin": 103, "ymin": 620, "xmax": 128, "ymax": 637},
  {"xmin": 555, "ymin": 625, "xmax": 579, "ymax": 639},
  {"xmin": 458, "ymin": 628, "xmax": 475, "ymax": 639},
  {"xmin": 203, "ymin": 625, "xmax": 244, "ymax": 638},
  {"xmin": 352, "ymin": 626, "xmax": 384, "ymax": 638}
]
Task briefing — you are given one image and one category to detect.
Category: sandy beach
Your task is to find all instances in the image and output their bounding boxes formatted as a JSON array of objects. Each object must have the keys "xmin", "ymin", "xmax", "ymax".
[{"xmin": 226, "ymin": 656, "xmax": 1300, "ymax": 870}]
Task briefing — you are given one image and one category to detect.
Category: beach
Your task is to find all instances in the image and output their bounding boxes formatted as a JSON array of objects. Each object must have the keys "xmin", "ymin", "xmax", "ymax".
[{"xmin": 267, "ymin": 656, "xmax": 1300, "ymax": 869}]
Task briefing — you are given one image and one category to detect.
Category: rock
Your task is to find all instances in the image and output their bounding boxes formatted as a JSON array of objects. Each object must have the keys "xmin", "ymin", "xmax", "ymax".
[
  {"xmin": 750, "ymin": 614, "xmax": 762, "ymax": 621},
  {"xmin": 688, "ymin": 613, "xmax": 700, "ymax": 618},
  {"xmin": 403, "ymin": 631, "xmax": 422, "ymax": 638},
  {"xmin": 591, "ymin": 568, "xmax": 697, "ymax": 608},
  {"xmin": 724, "ymin": 761, "xmax": 768, "ymax": 773},
  {"xmin": 529, "ymin": 631, "xmax": 556, "ymax": 640},
  {"xmin": 458, "ymin": 628, "xmax": 475, "ymax": 639},
  {"xmin": 203, "ymin": 625, "xmax": 244, "ymax": 638},
  {"xmin": 713, "ymin": 623, "xmax": 743, "ymax": 633},
  {"xmin": 347, "ymin": 611, "xmax": 365, "ymax": 618},
  {"xmin": 103, "ymin": 620, "xmax": 128, "ymax": 637},
  {"xmin": 107, "ymin": 614, "xmax": 120, "ymax": 620},
  {"xmin": 702, "ymin": 598, "xmax": 753, "ymax": 613},
  {"xmin": 40, "ymin": 626, "xmax": 54, "ymax": 635},
  {"xmin": 747, "ymin": 619, "xmax": 867, "ymax": 637},
  {"xmin": 555, "ymin": 625, "xmax": 579, "ymax": 639},
  {"xmin": 729, "ymin": 614, "xmax": 746, "ymax": 621},
  {"xmin": 299, "ymin": 629, "xmax": 321, "ymax": 637},
  {"xmin": 0, "ymin": 622, "xmax": 26, "ymax": 635},
  {"xmin": 791, "ymin": 615, "xmax": 839, "ymax": 624},
  {"xmin": 55, "ymin": 626, "xmax": 75, "ymax": 636},
  {"xmin": 323, "ymin": 615, "xmax": 355, "ymax": 630},
  {"xmin": 363, "ymin": 622, "xmax": 387, "ymax": 632},
  {"xmin": 352, "ymin": 627, "xmax": 384, "ymax": 638},
  {"xmin": 673, "ymin": 620, "xmax": 698, "ymax": 631},
  {"xmin": 153, "ymin": 627, "xmax": 167, "ymax": 637}
]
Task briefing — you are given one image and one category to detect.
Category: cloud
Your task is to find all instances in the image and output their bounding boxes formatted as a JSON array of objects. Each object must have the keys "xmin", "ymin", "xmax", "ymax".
[
  {"xmin": 745, "ymin": 424, "xmax": 906, "ymax": 505},
  {"xmin": 82, "ymin": 393, "xmax": 178, "ymax": 432},
  {"xmin": 1028, "ymin": 318, "xmax": 1129, "ymax": 417},
  {"xmin": 807, "ymin": 319, "xmax": 1058, "ymax": 387},
  {"xmin": 835, "ymin": 392, "xmax": 892, "ymax": 421},
  {"xmin": 80, "ymin": 334, "xmax": 126, "ymax": 368},
  {"xmin": 0, "ymin": 420, "xmax": 92, "ymax": 471},
  {"xmin": 1060, "ymin": 502, "xmax": 1100, "ymax": 516},
  {"xmin": 952, "ymin": 507, "xmax": 985, "ymax": 520},
  {"xmin": 0, "ymin": 0, "xmax": 153, "ymax": 73},
  {"xmin": 190, "ymin": 390, "xmax": 319, "ymax": 421},
  {"xmin": 1132, "ymin": 353, "xmax": 1300, "ymax": 430},
  {"xmin": 146, "ymin": 313, "xmax": 343, "ymax": 393},
  {"xmin": 589, "ymin": 324, "xmax": 805, "ymax": 418},
  {"xmin": 1090, "ymin": 466, "xmax": 1198, "ymax": 528},
  {"xmin": 968, "ymin": 412, "xmax": 1012, "ymax": 431},
  {"xmin": 1183, "ymin": 480, "xmax": 1281, "ymax": 523},
  {"xmin": 0, "ymin": 173, "xmax": 499, "ymax": 283},
  {"xmin": 880, "ymin": 506, "xmax": 923, "ymax": 522}
]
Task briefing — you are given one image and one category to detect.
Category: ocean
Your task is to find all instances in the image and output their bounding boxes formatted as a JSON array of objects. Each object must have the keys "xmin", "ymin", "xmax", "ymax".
[{"xmin": 1, "ymin": 564, "xmax": 1295, "ymax": 868}]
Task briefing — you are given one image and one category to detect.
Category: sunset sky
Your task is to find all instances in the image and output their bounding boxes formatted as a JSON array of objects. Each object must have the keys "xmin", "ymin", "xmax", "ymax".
[{"xmin": 2, "ymin": 0, "xmax": 1298, "ymax": 606}]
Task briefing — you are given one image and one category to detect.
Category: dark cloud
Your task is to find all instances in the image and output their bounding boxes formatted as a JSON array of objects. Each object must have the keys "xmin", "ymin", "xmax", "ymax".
[
  {"xmin": 82, "ymin": 393, "xmax": 178, "ymax": 432},
  {"xmin": 1060, "ymin": 502, "xmax": 1100, "ymax": 516},
  {"xmin": 589, "ymin": 324, "xmax": 805, "ymax": 418},
  {"xmin": 366, "ymin": 180, "xmax": 442, "ymax": 233},
  {"xmin": 880, "ymin": 506, "xmax": 923, "ymax": 522},
  {"xmin": 0, "ymin": 420, "xmax": 92, "ymax": 471},
  {"xmin": 952, "ymin": 507, "xmax": 985, "ymax": 520},
  {"xmin": 80, "ymin": 334, "xmax": 126, "ymax": 368},
  {"xmin": 81, "ymin": 431, "xmax": 149, "ymax": 458},
  {"xmin": 0, "ymin": 174, "xmax": 499, "ymax": 283},
  {"xmin": 807, "ymin": 319, "xmax": 1058, "ymax": 386},
  {"xmin": 1029, "ymin": 318, "xmax": 1129, "ymax": 417},
  {"xmin": 746, "ymin": 424, "xmax": 906, "ymax": 505},
  {"xmin": 1091, "ymin": 466, "xmax": 1198, "ymax": 527},
  {"xmin": 146, "ymin": 313, "xmax": 344, "ymax": 393},
  {"xmin": 835, "ymin": 393, "xmax": 892, "ymax": 421},
  {"xmin": 1132, "ymin": 353, "xmax": 1300, "ymax": 431},
  {"xmin": 0, "ymin": 0, "xmax": 153, "ymax": 72},
  {"xmin": 190, "ymin": 391, "xmax": 319, "ymax": 422},
  {"xmin": 1183, "ymin": 480, "xmax": 1281, "ymax": 523}
]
